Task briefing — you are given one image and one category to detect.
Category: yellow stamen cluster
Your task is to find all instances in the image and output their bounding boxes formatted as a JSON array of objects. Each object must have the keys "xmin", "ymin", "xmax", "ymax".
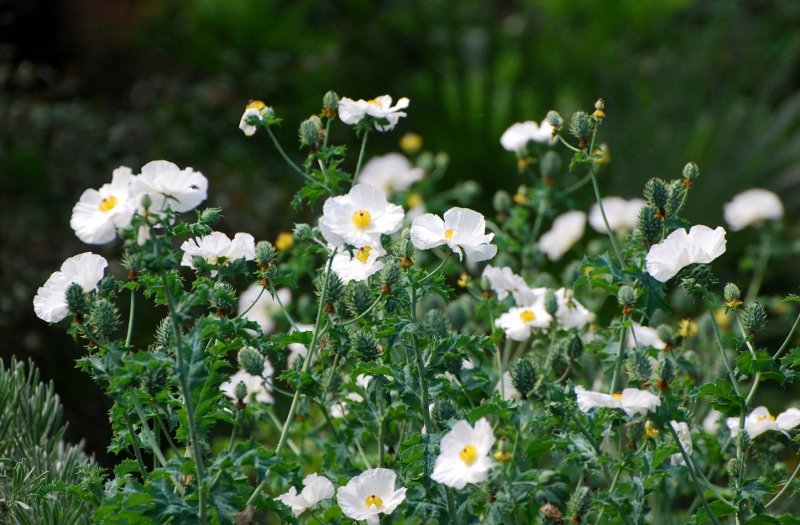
[
  {"xmin": 459, "ymin": 444, "xmax": 478, "ymax": 465},
  {"xmin": 678, "ymin": 318, "xmax": 699, "ymax": 338},
  {"xmin": 519, "ymin": 310, "xmax": 535, "ymax": 323},
  {"xmin": 756, "ymin": 415, "xmax": 776, "ymax": 422},
  {"xmin": 444, "ymin": 229, "xmax": 454, "ymax": 241},
  {"xmin": 246, "ymin": 100, "xmax": 266, "ymax": 110},
  {"xmin": 493, "ymin": 450, "xmax": 512, "ymax": 462},
  {"xmin": 645, "ymin": 420, "xmax": 660, "ymax": 439},
  {"xmin": 352, "ymin": 210, "xmax": 372, "ymax": 229},
  {"xmin": 457, "ymin": 273, "xmax": 469, "ymax": 288},
  {"xmin": 356, "ymin": 246, "xmax": 372, "ymax": 264},
  {"xmin": 99, "ymin": 195, "xmax": 118, "ymax": 213},
  {"xmin": 611, "ymin": 393, "xmax": 623, "ymax": 401},
  {"xmin": 365, "ymin": 495, "xmax": 383, "ymax": 508}
]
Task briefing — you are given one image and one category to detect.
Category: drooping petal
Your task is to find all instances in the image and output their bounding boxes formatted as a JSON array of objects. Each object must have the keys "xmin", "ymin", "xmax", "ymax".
[{"xmin": 410, "ymin": 213, "xmax": 447, "ymax": 249}]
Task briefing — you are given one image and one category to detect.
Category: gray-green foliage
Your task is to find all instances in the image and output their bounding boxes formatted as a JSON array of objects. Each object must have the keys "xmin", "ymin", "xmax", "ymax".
[{"xmin": 0, "ymin": 359, "xmax": 96, "ymax": 524}]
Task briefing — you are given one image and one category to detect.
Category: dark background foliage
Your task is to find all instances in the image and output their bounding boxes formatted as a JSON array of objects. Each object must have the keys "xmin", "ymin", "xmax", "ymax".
[{"xmin": 2, "ymin": 0, "xmax": 800, "ymax": 469}]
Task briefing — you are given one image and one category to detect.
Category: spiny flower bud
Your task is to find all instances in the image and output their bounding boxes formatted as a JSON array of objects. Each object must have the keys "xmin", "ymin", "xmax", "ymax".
[
  {"xmin": 298, "ymin": 115, "xmax": 323, "ymax": 149},
  {"xmin": 543, "ymin": 289, "xmax": 558, "ymax": 317},
  {"xmin": 353, "ymin": 331, "xmax": 380, "ymax": 362},
  {"xmin": 394, "ymin": 238, "xmax": 416, "ymax": 268},
  {"xmin": 198, "ymin": 207, "xmax": 222, "ymax": 226},
  {"xmin": 444, "ymin": 353, "xmax": 463, "ymax": 376},
  {"xmin": 727, "ymin": 457, "xmax": 743, "ymax": 482},
  {"xmin": 211, "ymin": 282, "xmax": 237, "ymax": 316},
  {"xmin": 546, "ymin": 110, "xmax": 564, "ymax": 129},
  {"xmin": 635, "ymin": 206, "xmax": 661, "ymax": 246},
  {"xmin": 142, "ymin": 365, "xmax": 169, "ymax": 399},
  {"xmin": 627, "ymin": 349, "xmax": 652, "ymax": 383},
  {"xmin": 382, "ymin": 260, "xmax": 402, "ymax": 287},
  {"xmin": 656, "ymin": 358, "xmax": 675, "ymax": 390},
  {"xmin": 432, "ymin": 399, "xmax": 456, "ymax": 425},
  {"xmin": 89, "ymin": 298, "xmax": 120, "ymax": 339},
  {"xmin": 643, "ymin": 178, "xmax": 669, "ymax": 215},
  {"xmin": 350, "ymin": 282, "xmax": 373, "ymax": 317},
  {"xmin": 255, "ymin": 241, "xmax": 277, "ymax": 268},
  {"xmin": 65, "ymin": 283, "xmax": 88, "ymax": 320},
  {"xmin": 724, "ymin": 282, "xmax": 743, "ymax": 309},
  {"xmin": 155, "ymin": 318, "xmax": 175, "ymax": 349},
  {"xmin": 683, "ymin": 162, "xmax": 700, "ymax": 183},
  {"xmin": 233, "ymin": 381, "xmax": 248, "ymax": 404},
  {"xmin": 315, "ymin": 271, "xmax": 345, "ymax": 306},
  {"xmin": 627, "ymin": 421, "xmax": 645, "ymax": 443},
  {"xmin": 446, "ymin": 301, "xmax": 470, "ymax": 330},
  {"xmin": 493, "ymin": 190, "xmax": 512, "ymax": 213},
  {"xmin": 566, "ymin": 334, "xmax": 584, "ymax": 361},
  {"xmin": 569, "ymin": 111, "xmax": 591, "ymax": 142},
  {"xmin": 665, "ymin": 180, "xmax": 684, "ymax": 217},
  {"xmin": 510, "ymin": 358, "xmax": 536, "ymax": 399},
  {"xmin": 322, "ymin": 90, "xmax": 339, "ymax": 117},
  {"xmin": 540, "ymin": 150, "xmax": 562, "ymax": 180},
  {"xmin": 742, "ymin": 302, "xmax": 768, "ymax": 335},
  {"xmin": 656, "ymin": 325, "xmax": 675, "ymax": 348},
  {"xmin": 140, "ymin": 194, "xmax": 152, "ymax": 210},
  {"xmin": 238, "ymin": 346, "xmax": 264, "ymax": 376},
  {"xmin": 567, "ymin": 486, "xmax": 594, "ymax": 523},
  {"xmin": 425, "ymin": 309, "xmax": 450, "ymax": 339},
  {"xmin": 734, "ymin": 429, "xmax": 751, "ymax": 453},
  {"xmin": 681, "ymin": 264, "xmax": 718, "ymax": 296},
  {"xmin": 617, "ymin": 285, "xmax": 637, "ymax": 313},
  {"xmin": 293, "ymin": 223, "xmax": 313, "ymax": 240}
]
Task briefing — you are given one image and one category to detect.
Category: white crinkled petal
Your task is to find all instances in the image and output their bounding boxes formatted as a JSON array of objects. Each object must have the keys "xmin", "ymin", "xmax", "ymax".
[
  {"xmin": 410, "ymin": 213, "xmax": 447, "ymax": 250},
  {"xmin": 776, "ymin": 408, "xmax": 800, "ymax": 431},
  {"xmin": 574, "ymin": 386, "xmax": 623, "ymax": 413},
  {"xmin": 620, "ymin": 388, "xmax": 661, "ymax": 416},
  {"xmin": 33, "ymin": 272, "xmax": 71, "ymax": 323}
]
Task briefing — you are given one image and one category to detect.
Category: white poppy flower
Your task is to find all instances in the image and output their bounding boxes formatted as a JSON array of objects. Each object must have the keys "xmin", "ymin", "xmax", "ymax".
[
  {"xmin": 339, "ymin": 95, "xmax": 409, "ymax": 132},
  {"xmin": 70, "ymin": 167, "xmax": 137, "ymax": 244},
  {"xmin": 500, "ymin": 120, "xmax": 556, "ymax": 152},
  {"xmin": 553, "ymin": 288, "xmax": 590, "ymax": 330},
  {"xmin": 410, "ymin": 207, "xmax": 497, "ymax": 262},
  {"xmin": 539, "ymin": 211, "xmax": 586, "ymax": 262},
  {"xmin": 702, "ymin": 409, "xmax": 724, "ymax": 434},
  {"xmin": 319, "ymin": 184, "xmax": 404, "ymax": 248},
  {"xmin": 727, "ymin": 406, "xmax": 800, "ymax": 438},
  {"xmin": 627, "ymin": 322, "xmax": 666, "ymax": 350},
  {"xmin": 337, "ymin": 468, "xmax": 407, "ymax": 525},
  {"xmin": 33, "ymin": 253, "xmax": 108, "ymax": 323},
  {"xmin": 574, "ymin": 386, "xmax": 661, "ymax": 417},
  {"xmin": 129, "ymin": 160, "xmax": 208, "ymax": 214},
  {"xmin": 494, "ymin": 303, "xmax": 552, "ymax": 341},
  {"xmin": 723, "ymin": 189, "xmax": 784, "ymax": 231},
  {"xmin": 670, "ymin": 421, "xmax": 693, "ymax": 466},
  {"xmin": 331, "ymin": 245, "xmax": 386, "ymax": 283},
  {"xmin": 357, "ymin": 153, "xmax": 424, "ymax": 194},
  {"xmin": 645, "ymin": 225, "xmax": 726, "ymax": 282},
  {"xmin": 330, "ymin": 392, "xmax": 365, "ymax": 419},
  {"xmin": 431, "ymin": 418, "xmax": 496, "ymax": 489},
  {"xmin": 237, "ymin": 283, "xmax": 291, "ymax": 335},
  {"xmin": 238, "ymin": 100, "xmax": 270, "ymax": 136},
  {"xmin": 276, "ymin": 473, "xmax": 334, "ymax": 516},
  {"xmin": 481, "ymin": 265, "xmax": 538, "ymax": 304},
  {"xmin": 180, "ymin": 232, "xmax": 255, "ymax": 275},
  {"xmin": 220, "ymin": 359, "xmax": 274, "ymax": 405},
  {"xmin": 495, "ymin": 371, "xmax": 521, "ymax": 401},
  {"xmin": 589, "ymin": 197, "xmax": 646, "ymax": 235}
]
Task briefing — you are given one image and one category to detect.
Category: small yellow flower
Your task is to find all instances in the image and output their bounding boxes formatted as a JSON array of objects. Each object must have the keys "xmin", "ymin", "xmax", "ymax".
[
  {"xmin": 406, "ymin": 193, "xmax": 424, "ymax": 209},
  {"xmin": 592, "ymin": 143, "xmax": 610, "ymax": 165},
  {"xmin": 457, "ymin": 273, "xmax": 469, "ymax": 288},
  {"xmin": 645, "ymin": 419, "xmax": 660, "ymax": 439},
  {"xmin": 400, "ymin": 132, "xmax": 423, "ymax": 154},
  {"xmin": 493, "ymin": 450, "xmax": 512, "ymax": 462},
  {"xmin": 513, "ymin": 192, "xmax": 529, "ymax": 205},
  {"xmin": 715, "ymin": 308, "xmax": 732, "ymax": 330},
  {"xmin": 678, "ymin": 318, "xmax": 699, "ymax": 338},
  {"xmin": 275, "ymin": 232, "xmax": 294, "ymax": 251}
]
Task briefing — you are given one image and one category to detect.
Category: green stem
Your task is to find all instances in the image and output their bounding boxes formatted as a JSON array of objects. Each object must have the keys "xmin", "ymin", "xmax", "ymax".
[
  {"xmin": 246, "ymin": 251, "xmax": 337, "ymax": 507},
  {"xmin": 410, "ymin": 284, "xmax": 434, "ymax": 432},
  {"xmin": 126, "ymin": 287, "xmax": 135, "ymax": 348},
  {"xmin": 342, "ymin": 297, "xmax": 382, "ymax": 326},
  {"xmin": 235, "ymin": 284, "xmax": 265, "ymax": 320},
  {"xmin": 123, "ymin": 411, "xmax": 148, "ymax": 481},
  {"xmin": 227, "ymin": 410, "xmax": 240, "ymax": 453},
  {"xmin": 377, "ymin": 416, "xmax": 385, "ymax": 468},
  {"xmin": 352, "ymin": 129, "xmax": 371, "ymax": 185},
  {"xmin": 266, "ymin": 126, "xmax": 330, "ymax": 191},
  {"xmin": 774, "ymin": 308, "xmax": 800, "ymax": 362},
  {"xmin": 745, "ymin": 235, "xmax": 771, "ymax": 304},
  {"xmin": 609, "ymin": 316, "xmax": 629, "ymax": 393},
  {"xmin": 161, "ymin": 273, "xmax": 207, "ymax": 524},
  {"xmin": 444, "ymin": 487, "xmax": 459, "ymax": 525},
  {"xmin": 765, "ymin": 454, "xmax": 800, "ymax": 508},
  {"xmin": 667, "ymin": 423, "xmax": 722, "ymax": 525},
  {"xmin": 703, "ymin": 296, "xmax": 742, "ymax": 397},
  {"xmin": 266, "ymin": 274, "xmax": 298, "ymax": 330},
  {"xmin": 562, "ymin": 173, "xmax": 593, "ymax": 195}
]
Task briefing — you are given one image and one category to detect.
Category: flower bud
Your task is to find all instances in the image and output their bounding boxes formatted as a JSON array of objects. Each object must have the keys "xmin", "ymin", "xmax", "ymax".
[
  {"xmin": 540, "ymin": 150, "xmax": 562, "ymax": 180},
  {"xmin": 724, "ymin": 283, "xmax": 743, "ymax": 309},
  {"xmin": 322, "ymin": 90, "xmax": 339, "ymax": 117},
  {"xmin": 634, "ymin": 206, "xmax": 661, "ymax": 246},
  {"xmin": 211, "ymin": 282, "xmax": 237, "ymax": 316},
  {"xmin": 656, "ymin": 325, "xmax": 675, "ymax": 347},
  {"xmin": 234, "ymin": 381, "xmax": 248, "ymax": 404},
  {"xmin": 315, "ymin": 271, "xmax": 345, "ymax": 306},
  {"xmin": 238, "ymin": 346, "xmax": 264, "ymax": 376},
  {"xmin": 293, "ymin": 223, "xmax": 313, "ymax": 240},
  {"xmin": 432, "ymin": 399, "xmax": 456, "ymax": 425},
  {"xmin": 255, "ymin": 241, "xmax": 277, "ymax": 268},
  {"xmin": 89, "ymin": 298, "xmax": 120, "ymax": 339},
  {"xmin": 299, "ymin": 115, "xmax": 323, "ymax": 149},
  {"xmin": 425, "ymin": 309, "xmax": 451, "ymax": 339},
  {"xmin": 155, "ymin": 318, "xmax": 175, "ymax": 350},
  {"xmin": 569, "ymin": 111, "xmax": 591, "ymax": 141},
  {"xmin": 349, "ymin": 282, "xmax": 373, "ymax": 317},
  {"xmin": 567, "ymin": 486, "xmax": 594, "ymax": 523},
  {"xmin": 682, "ymin": 162, "xmax": 700, "ymax": 182},
  {"xmin": 742, "ymin": 302, "xmax": 768, "ymax": 335},
  {"xmin": 353, "ymin": 331, "xmax": 380, "ymax": 361},
  {"xmin": 545, "ymin": 110, "xmax": 564, "ymax": 129},
  {"xmin": 566, "ymin": 334, "xmax": 584, "ymax": 360},
  {"xmin": 493, "ymin": 190, "xmax": 512, "ymax": 214},
  {"xmin": 627, "ymin": 421, "xmax": 645, "ymax": 442},
  {"xmin": 727, "ymin": 457, "xmax": 743, "ymax": 481},
  {"xmin": 493, "ymin": 435, "xmax": 512, "ymax": 462},
  {"xmin": 617, "ymin": 285, "xmax": 637, "ymax": 311},
  {"xmin": 446, "ymin": 301, "xmax": 470, "ymax": 331},
  {"xmin": 140, "ymin": 194, "xmax": 152, "ymax": 210},
  {"xmin": 510, "ymin": 358, "xmax": 536, "ymax": 399},
  {"xmin": 627, "ymin": 348, "xmax": 652, "ymax": 383},
  {"xmin": 142, "ymin": 365, "xmax": 169, "ymax": 399},
  {"xmin": 198, "ymin": 207, "xmax": 222, "ymax": 226},
  {"xmin": 734, "ymin": 429, "xmax": 751, "ymax": 453},
  {"xmin": 395, "ymin": 238, "xmax": 416, "ymax": 268},
  {"xmin": 382, "ymin": 260, "xmax": 402, "ymax": 287},
  {"xmin": 643, "ymin": 178, "xmax": 669, "ymax": 214},
  {"xmin": 66, "ymin": 283, "xmax": 88, "ymax": 320},
  {"xmin": 544, "ymin": 289, "xmax": 559, "ymax": 317},
  {"xmin": 656, "ymin": 358, "xmax": 674, "ymax": 390},
  {"xmin": 665, "ymin": 180, "xmax": 684, "ymax": 217},
  {"xmin": 592, "ymin": 98, "xmax": 606, "ymax": 119}
]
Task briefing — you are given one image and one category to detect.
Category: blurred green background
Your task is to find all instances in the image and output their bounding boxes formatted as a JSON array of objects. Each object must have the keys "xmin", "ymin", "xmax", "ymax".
[{"xmin": 3, "ymin": 0, "xmax": 800, "ymax": 468}]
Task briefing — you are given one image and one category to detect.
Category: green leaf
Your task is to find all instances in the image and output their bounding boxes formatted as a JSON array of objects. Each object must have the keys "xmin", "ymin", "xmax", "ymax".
[
  {"xmin": 695, "ymin": 379, "xmax": 744, "ymax": 416},
  {"xmin": 695, "ymin": 500, "xmax": 736, "ymax": 524},
  {"xmin": 650, "ymin": 443, "xmax": 679, "ymax": 466}
]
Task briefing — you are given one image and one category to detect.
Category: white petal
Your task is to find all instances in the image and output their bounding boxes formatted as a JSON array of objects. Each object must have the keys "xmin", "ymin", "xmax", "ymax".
[
  {"xmin": 539, "ymin": 211, "xmax": 586, "ymax": 261},
  {"xmin": 33, "ymin": 272, "xmax": 71, "ymax": 323},
  {"xmin": 776, "ymin": 408, "xmax": 800, "ymax": 431},
  {"xmin": 59, "ymin": 253, "xmax": 108, "ymax": 292},
  {"xmin": 410, "ymin": 214, "xmax": 447, "ymax": 249},
  {"xmin": 724, "ymin": 189, "xmax": 783, "ymax": 231}
]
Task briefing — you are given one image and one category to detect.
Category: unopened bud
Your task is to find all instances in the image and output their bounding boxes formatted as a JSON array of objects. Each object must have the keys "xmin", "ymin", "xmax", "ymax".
[
  {"xmin": 545, "ymin": 110, "xmax": 564, "ymax": 129},
  {"xmin": 644, "ymin": 178, "xmax": 669, "ymax": 214},
  {"xmin": 567, "ymin": 486, "xmax": 594, "ymax": 523},
  {"xmin": 742, "ymin": 303, "xmax": 768, "ymax": 335},
  {"xmin": 425, "ymin": 310, "xmax": 450, "ymax": 339},
  {"xmin": 682, "ymin": 162, "xmax": 700, "ymax": 182},
  {"xmin": 432, "ymin": 399, "xmax": 456, "ymax": 425},
  {"xmin": 493, "ymin": 435, "xmax": 512, "ymax": 462},
  {"xmin": 540, "ymin": 150, "xmax": 562, "ymax": 180},
  {"xmin": 567, "ymin": 335, "xmax": 584, "ymax": 360},
  {"xmin": 299, "ymin": 116, "xmax": 323, "ymax": 148},
  {"xmin": 734, "ymin": 429, "xmax": 751, "ymax": 453},
  {"xmin": 89, "ymin": 298, "xmax": 120, "ymax": 339},
  {"xmin": 350, "ymin": 282, "xmax": 373, "ymax": 317},
  {"xmin": 627, "ymin": 348, "xmax": 652, "ymax": 383},
  {"xmin": 544, "ymin": 289, "xmax": 559, "ymax": 317},
  {"xmin": 353, "ymin": 331, "xmax": 380, "ymax": 362},
  {"xmin": 293, "ymin": 223, "xmax": 313, "ymax": 240},
  {"xmin": 617, "ymin": 285, "xmax": 637, "ymax": 310},
  {"xmin": 234, "ymin": 381, "xmax": 248, "ymax": 404},
  {"xmin": 382, "ymin": 261, "xmax": 402, "ymax": 287},
  {"xmin": 322, "ymin": 91, "xmax": 339, "ymax": 117},
  {"xmin": 724, "ymin": 283, "xmax": 743, "ymax": 309},
  {"xmin": 656, "ymin": 325, "xmax": 675, "ymax": 347},
  {"xmin": 627, "ymin": 421, "xmax": 645, "ymax": 442},
  {"xmin": 569, "ymin": 111, "xmax": 591, "ymax": 141},
  {"xmin": 66, "ymin": 283, "xmax": 88, "ymax": 320},
  {"xmin": 140, "ymin": 194, "xmax": 152, "ymax": 210},
  {"xmin": 656, "ymin": 358, "xmax": 674, "ymax": 389},
  {"xmin": 727, "ymin": 457, "xmax": 743, "ymax": 481},
  {"xmin": 635, "ymin": 206, "xmax": 661, "ymax": 246},
  {"xmin": 493, "ymin": 190, "xmax": 512, "ymax": 213},
  {"xmin": 592, "ymin": 98, "xmax": 606, "ymax": 119},
  {"xmin": 255, "ymin": 241, "xmax": 277, "ymax": 268},
  {"xmin": 238, "ymin": 347, "xmax": 265, "ymax": 376},
  {"xmin": 510, "ymin": 358, "xmax": 536, "ymax": 399}
]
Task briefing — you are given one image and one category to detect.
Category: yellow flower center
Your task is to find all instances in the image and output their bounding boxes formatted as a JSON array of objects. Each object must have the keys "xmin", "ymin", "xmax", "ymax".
[
  {"xmin": 99, "ymin": 195, "xmax": 118, "ymax": 213},
  {"xmin": 611, "ymin": 393, "xmax": 623, "ymax": 401},
  {"xmin": 246, "ymin": 100, "xmax": 266, "ymax": 110},
  {"xmin": 493, "ymin": 450, "xmax": 513, "ymax": 462},
  {"xmin": 519, "ymin": 310, "xmax": 535, "ymax": 323},
  {"xmin": 756, "ymin": 415, "xmax": 776, "ymax": 422},
  {"xmin": 367, "ymin": 99, "xmax": 382, "ymax": 107},
  {"xmin": 356, "ymin": 246, "xmax": 372, "ymax": 264},
  {"xmin": 459, "ymin": 444, "xmax": 478, "ymax": 465},
  {"xmin": 365, "ymin": 495, "xmax": 383, "ymax": 508},
  {"xmin": 679, "ymin": 318, "xmax": 699, "ymax": 338},
  {"xmin": 406, "ymin": 193, "xmax": 423, "ymax": 209},
  {"xmin": 444, "ymin": 229, "xmax": 454, "ymax": 240},
  {"xmin": 352, "ymin": 210, "xmax": 372, "ymax": 229}
]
